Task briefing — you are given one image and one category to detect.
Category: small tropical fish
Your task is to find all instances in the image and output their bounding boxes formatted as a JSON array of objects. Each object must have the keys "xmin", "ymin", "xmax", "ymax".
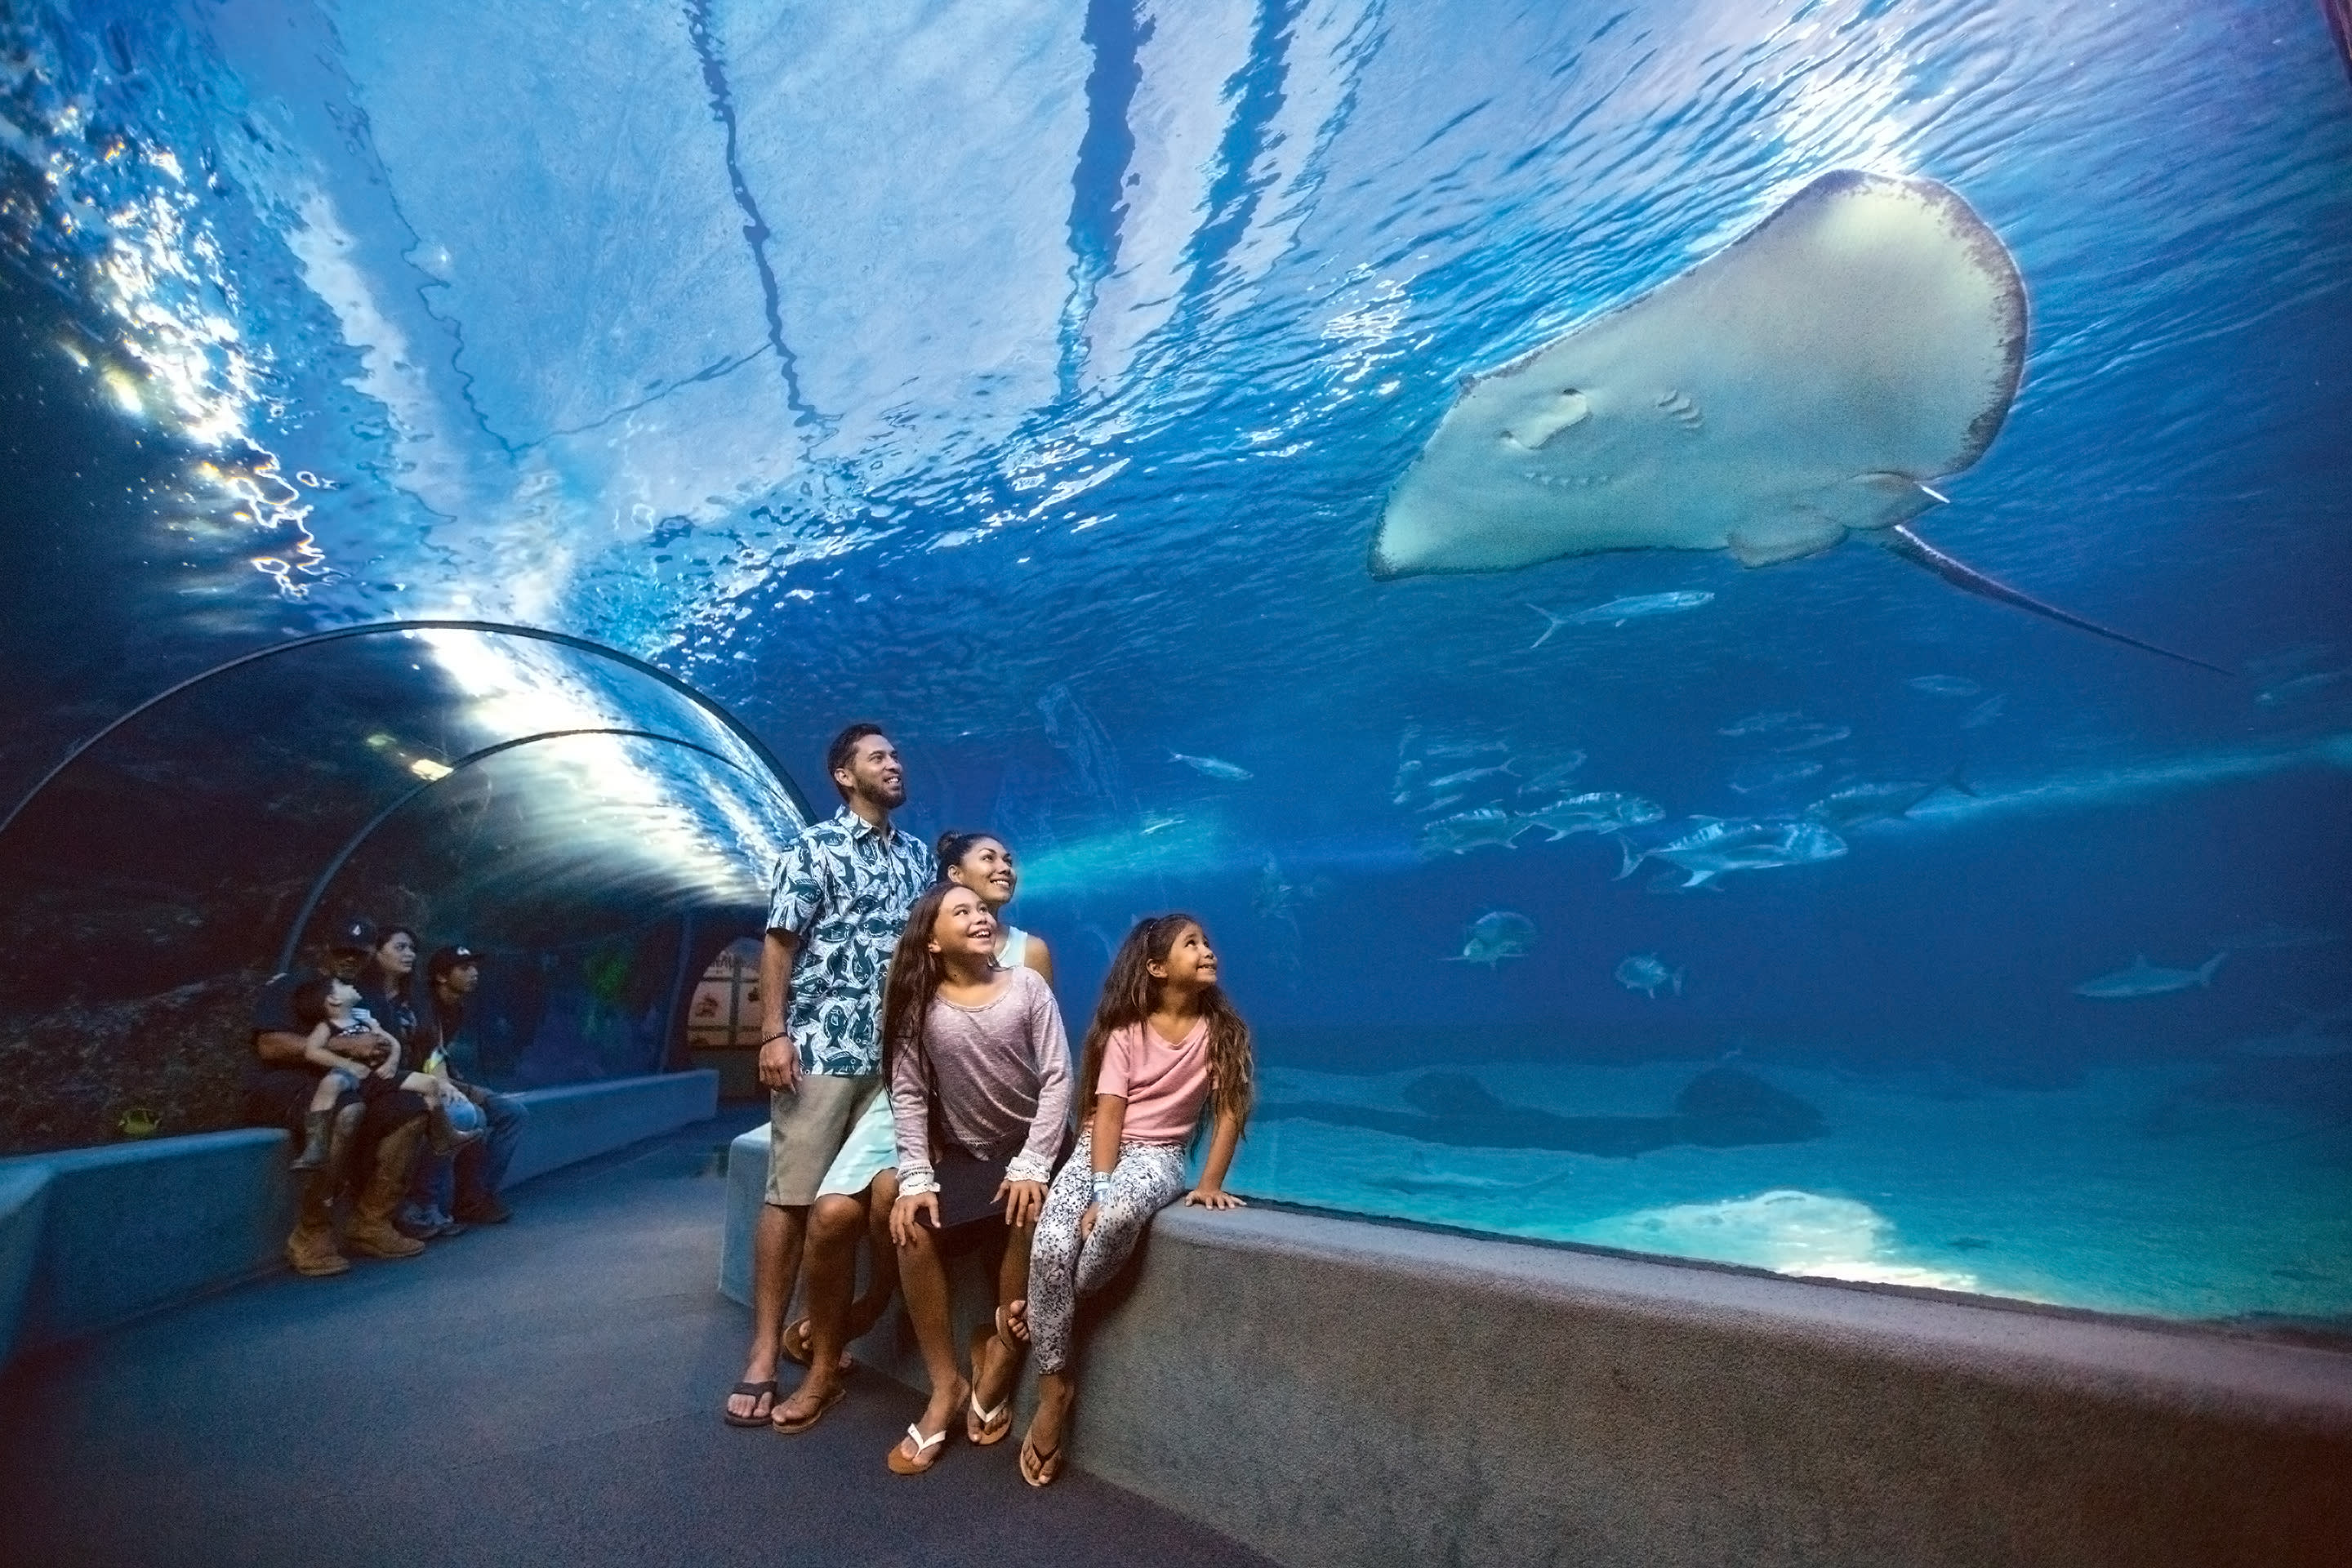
[
  {"xmin": 1804, "ymin": 771, "xmax": 1973, "ymax": 829},
  {"xmin": 1420, "ymin": 807, "xmax": 1530, "ymax": 855},
  {"xmin": 1907, "ymin": 675, "xmax": 1983, "ymax": 697},
  {"xmin": 1717, "ymin": 710, "xmax": 1807, "ymax": 737},
  {"xmin": 1517, "ymin": 791, "xmax": 1664, "ymax": 841},
  {"xmin": 1731, "ymin": 758, "xmax": 1822, "ymax": 794},
  {"xmin": 2071, "ymin": 954, "xmax": 2225, "ymax": 999},
  {"xmin": 1566, "ymin": 590, "xmax": 1715, "ymax": 627},
  {"xmin": 1958, "ymin": 694, "xmax": 2007, "ymax": 729},
  {"xmin": 1169, "ymin": 751, "xmax": 1253, "ymax": 782},
  {"xmin": 1615, "ymin": 954, "xmax": 1684, "ymax": 1000},
  {"xmin": 1450, "ymin": 911, "xmax": 1536, "ymax": 966}
]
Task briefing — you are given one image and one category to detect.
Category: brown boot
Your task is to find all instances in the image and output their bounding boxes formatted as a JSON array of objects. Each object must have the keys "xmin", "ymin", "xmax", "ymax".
[
  {"xmin": 285, "ymin": 1167, "xmax": 350, "ymax": 1277},
  {"xmin": 345, "ymin": 1117, "xmax": 427, "ymax": 1260}
]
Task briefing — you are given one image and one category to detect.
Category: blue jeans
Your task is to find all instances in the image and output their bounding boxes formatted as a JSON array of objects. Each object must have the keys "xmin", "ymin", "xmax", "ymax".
[{"xmin": 408, "ymin": 1091, "xmax": 528, "ymax": 1214}]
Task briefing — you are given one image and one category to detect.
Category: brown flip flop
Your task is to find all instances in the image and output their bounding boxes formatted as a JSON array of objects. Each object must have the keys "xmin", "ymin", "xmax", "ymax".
[
  {"xmin": 886, "ymin": 1420, "xmax": 951, "ymax": 1475},
  {"xmin": 771, "ymin": 1383, "xmax": 844, "ymax": 1436},
  {"xmin": 721, "ymin": 1380, "xmax": 777, "ymax": 1428}
]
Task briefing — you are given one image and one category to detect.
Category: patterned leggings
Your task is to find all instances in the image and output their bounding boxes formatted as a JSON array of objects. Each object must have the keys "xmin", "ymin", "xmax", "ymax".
[{"xmin": 1027, "ymin": 1129, "xmax": 1189, "ymax": 1375}]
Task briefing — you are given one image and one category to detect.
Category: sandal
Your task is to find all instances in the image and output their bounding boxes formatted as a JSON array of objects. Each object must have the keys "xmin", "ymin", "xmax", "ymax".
[
  {"xmin": 1019, "ymin": 1432, "xmax": 1064, "ymax": 1488},
  {"xmin": 886, "ymin": 1420, "xmax": 951, "ymax": 1475},
  {"xmin": 771, "ymin": 1383, "xmax": 844, "ymax": 1436},
  {"xmin": 967, "ymin": 1390, "xmax": 1012, "ymax": 1446},
  {"xmin": 782, "ymin": 1316, "xmax": 860, "ymax": 1374},
  {"xmin": 721, "ymin": 1380, "xmax": 777, "ymax": 1428}
]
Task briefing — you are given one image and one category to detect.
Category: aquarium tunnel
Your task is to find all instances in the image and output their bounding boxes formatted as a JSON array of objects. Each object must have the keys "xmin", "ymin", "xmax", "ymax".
[{"xmin": 2, "ymin": 0, "xmax": 2350, "ymax": 1561}]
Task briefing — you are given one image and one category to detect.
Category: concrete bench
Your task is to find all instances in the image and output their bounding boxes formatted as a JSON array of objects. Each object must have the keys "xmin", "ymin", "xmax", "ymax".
[
  {"xmin": 1, "ymin": 1069, "xmax": 718, "ymax": 1366},
  {"xmin": 717, "ymin": 1127, "xmax": 2352, "ymax": 1568}
]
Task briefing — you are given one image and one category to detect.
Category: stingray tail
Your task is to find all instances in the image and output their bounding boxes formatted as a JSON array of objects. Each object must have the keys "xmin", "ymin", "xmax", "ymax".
[{"xmin": 1878, "ymin": 525, "xmax": 2232, "ymax": 675}]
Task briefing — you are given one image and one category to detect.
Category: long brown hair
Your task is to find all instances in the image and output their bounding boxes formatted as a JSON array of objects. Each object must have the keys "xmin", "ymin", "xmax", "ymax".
[
  {"xmin": 878, "ymin": 881, "xmax": 965, "ymax": 1098},
  {"xmin": 1076, "ymin": 913, "xmax": 1254, "ymax": 1134}
]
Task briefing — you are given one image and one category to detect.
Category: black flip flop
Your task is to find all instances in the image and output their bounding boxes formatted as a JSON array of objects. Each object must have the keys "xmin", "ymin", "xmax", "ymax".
[{"xmin": 722, "ymin": 1379, "xmax": 778, "ymax": 1428}]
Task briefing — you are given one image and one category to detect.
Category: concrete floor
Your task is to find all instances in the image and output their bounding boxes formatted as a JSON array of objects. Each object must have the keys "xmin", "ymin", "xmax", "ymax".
[{"xmin": 0, "ymin": 1115, "xmax": 1271, "ymax": 1568}]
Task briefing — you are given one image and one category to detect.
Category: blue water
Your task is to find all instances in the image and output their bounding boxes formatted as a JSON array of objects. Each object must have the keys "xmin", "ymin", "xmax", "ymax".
[{"xmin": 2, "ymin": 0, "xmax": 2349, "ymax": 1323}]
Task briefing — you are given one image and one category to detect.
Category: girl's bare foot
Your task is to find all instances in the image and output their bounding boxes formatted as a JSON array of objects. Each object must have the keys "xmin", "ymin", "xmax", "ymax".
[
  {"xmin": 1000, "ymin": 1298, "xmax": 1030, "ymax": 1343},
  {"xmin": 1020, "ymin": 1373, "xmax": 1071, "ymax": 1486},
  {"xmin": 889, "ymin": 1378, "xmax": 967, "ymax": 1475}
]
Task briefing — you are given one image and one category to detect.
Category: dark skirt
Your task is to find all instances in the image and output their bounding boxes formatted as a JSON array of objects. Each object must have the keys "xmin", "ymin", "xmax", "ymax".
[{"xmin": 930, "ymin": 1143, "xmax": 1018, "ymax": 1231}]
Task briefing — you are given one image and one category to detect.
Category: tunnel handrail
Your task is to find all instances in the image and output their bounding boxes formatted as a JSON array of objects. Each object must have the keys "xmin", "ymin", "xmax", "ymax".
[
  {"xmin": 0, "ymin": 619, "xmax": 812, "ymax": 846},
  {"xmin": 272, "ymin": 726, "xmax": 779, "ymax": 974}
]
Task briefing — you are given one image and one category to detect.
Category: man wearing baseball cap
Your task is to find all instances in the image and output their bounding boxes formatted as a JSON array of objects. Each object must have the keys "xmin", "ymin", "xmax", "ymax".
[
  {"xmin": 403, "ymin": 944, "xmax": 529, "ymax": 1227},
  {"xmin": 244, "ymin": 917, "xmax": 431, "ymax": 1276}
]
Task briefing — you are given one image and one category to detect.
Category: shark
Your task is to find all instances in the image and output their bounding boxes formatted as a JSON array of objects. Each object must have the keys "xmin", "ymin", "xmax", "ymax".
[
  {"xmin": 2072, "ymin": 954, "xmax": 2225, "ymax": 999},
  {"xmin": 1370, "ymin": 170, "xmax": 2226, "ymax": 674}
]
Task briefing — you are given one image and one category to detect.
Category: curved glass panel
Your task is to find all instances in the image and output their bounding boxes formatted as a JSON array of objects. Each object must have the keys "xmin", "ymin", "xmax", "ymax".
[
  {"xmin": 2, "ymin": 2, "xmax": 2347, "ymax": 1327},
  {"xmin": 0, "ymin": 625, "xmax": 803, "ymax": 1149}
]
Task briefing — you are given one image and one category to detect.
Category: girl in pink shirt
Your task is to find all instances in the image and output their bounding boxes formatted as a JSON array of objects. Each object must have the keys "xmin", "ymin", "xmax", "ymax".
[{"xmin": 1011, "ymin": 912, "xmax": 1254, "ymax": 1487}]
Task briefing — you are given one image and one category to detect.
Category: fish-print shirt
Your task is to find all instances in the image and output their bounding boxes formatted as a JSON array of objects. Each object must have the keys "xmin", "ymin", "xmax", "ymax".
[{"xmin": 767, "ymin": 807, "xmax": 938, "ymax": 1077}]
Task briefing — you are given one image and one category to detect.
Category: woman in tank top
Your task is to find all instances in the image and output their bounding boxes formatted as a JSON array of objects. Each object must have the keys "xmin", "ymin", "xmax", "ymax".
[{"xmin": 938, "ymin": 829, "xmax": 1054, "ymax": 986}]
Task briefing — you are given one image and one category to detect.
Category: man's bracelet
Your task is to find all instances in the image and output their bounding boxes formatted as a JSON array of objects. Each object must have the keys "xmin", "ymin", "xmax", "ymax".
[{"xmin": 760, "ymin": 1032, "xmax": 790, "ymax": 1046}]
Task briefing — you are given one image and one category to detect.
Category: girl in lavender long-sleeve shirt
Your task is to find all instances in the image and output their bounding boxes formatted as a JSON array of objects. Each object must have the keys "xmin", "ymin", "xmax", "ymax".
[{"xmin": 878, "ymin": 880, "xmax": 1072, "ymax": 1476}]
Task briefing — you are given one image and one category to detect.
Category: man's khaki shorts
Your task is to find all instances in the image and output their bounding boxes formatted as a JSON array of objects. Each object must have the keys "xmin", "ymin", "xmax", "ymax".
[{"xmin": 764, "ymin": 1071, "xmax": 878, "ymax": 1207}]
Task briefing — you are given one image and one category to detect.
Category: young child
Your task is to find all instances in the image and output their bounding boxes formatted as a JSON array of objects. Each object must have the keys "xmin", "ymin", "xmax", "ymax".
[
  {"xmin": 1011, "ymin": 913, "xmax": 1254, "ymax": 1487},
  {"xmin": 878, "ymin": 880, "xmax": 1071, "ymax": 1476},
  {"xmin": 287, "ymin": 978, "xmax": 476, "ymax": 1171}
]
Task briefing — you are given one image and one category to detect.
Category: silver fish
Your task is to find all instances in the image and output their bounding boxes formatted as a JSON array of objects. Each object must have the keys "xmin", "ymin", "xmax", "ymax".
[
  {"xmin": 1515, "ymin": 754, "xmax": 1588, "ymax": 794},
  {"xmin": 1450, "ymin": 911, "xmax": 1536, "ymax": 966},
  {"xmin": 1169, "ymin": 751, "xmax": 1253, "ymax": 782},
  {"xmin": 1804, "ymin": 772, "xmax": 1973, "ymax": 829},
  {"xmin": 1771, "ymin": 723, "xmax": 1852, "ymax": 753},
  {"xmin": 1518, "ymin": 791, "xmax": 1665, "ymax": 841},
  {"xmin": 2255, "ymin": 670, "xmax": 2349, "ymax": 707},
  {"xmin": 1731, "ymin": 758, "xmax": 1823, "ymax": 795},
  {"xmin": 1958, "ymin": 694, "xmax": 2007, "ymax": 729},
  {"xmin": 1427, "ymin": 762, "xmax": 1517, "ymax": 792},
  {"xmin": 1566, "ymin": 590, "xmax": 1715, "ymax": 627},
  {"xmin": 1717, "ymin": 710, "xmax": 1808, "ymax": 737},
  {"xmin": 1907, "ymin": 675, "xmax": 1983, "ymax": 697},
  {"xmin": 1615, "ymin": 954, "xmax": 1684, "ymax": 999},
  {"xmin": 1420, "ymin": 807, "xmax": 1531, "ymax": 855},
  {"xmin": 2071, "ymin": 954, "xmax": 2225, "ymax": 999},
  {"xmin": 1631, "ymin": 818, "xmax": 1848, "ymax": 889}
]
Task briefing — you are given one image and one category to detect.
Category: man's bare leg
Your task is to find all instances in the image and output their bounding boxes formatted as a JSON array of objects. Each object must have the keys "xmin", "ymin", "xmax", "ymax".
[
  {"xmin": 773, "ymin": 1196, "xmax": 863, "ymax": 1426},
  {"xmin": 725, "ymin": 1200, "xmax": 808, "ymax": 1423}
]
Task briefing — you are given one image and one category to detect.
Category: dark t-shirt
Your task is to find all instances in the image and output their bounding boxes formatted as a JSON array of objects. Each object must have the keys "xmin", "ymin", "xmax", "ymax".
[
  {"xmin": 359, "ymin": 977, "xmax": 417, "ymax": 1064},
  {"xmin": 251, "ymin": 969, "xmax": 319, "ymax": 1041},
  {"xmin": 411, "ymin": 993, "xmax": 471, "ymax": 1082}
]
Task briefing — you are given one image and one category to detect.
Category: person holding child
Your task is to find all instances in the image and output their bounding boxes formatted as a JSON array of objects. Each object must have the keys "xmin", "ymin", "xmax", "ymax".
[
  {"xmin": 875, "ymin": 880, "xmax": 1071, "ymax": 1474},
  {"xmin": 1011, "ymin": 912, "xmax": 1254, "ymax": 1487},
  {"xmin": 286, "ymin": 976, "xmax": 480, "ymax": 1175}
]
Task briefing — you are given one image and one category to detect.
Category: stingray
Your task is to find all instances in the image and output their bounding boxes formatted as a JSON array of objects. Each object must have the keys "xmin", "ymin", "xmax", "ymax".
[{"xmin": 1370, "ymin": 171, "xmax": 2225, "ymax": 673}]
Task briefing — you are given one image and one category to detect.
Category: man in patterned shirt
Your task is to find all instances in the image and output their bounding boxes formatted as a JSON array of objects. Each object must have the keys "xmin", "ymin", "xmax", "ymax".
[{"xmin": 723, "ymin": 722, "xmax": 936, "ymax": 1427}]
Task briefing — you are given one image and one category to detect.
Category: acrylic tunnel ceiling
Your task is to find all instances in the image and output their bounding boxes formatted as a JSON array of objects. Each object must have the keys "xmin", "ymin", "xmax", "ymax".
[
  {"xmin": 0, "ymin": 622, "xmax": 807, "ymax": 1013},
  {"xmin": 2, "ymin": 0, "xmax": 2350, "ymax": 1029}
]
